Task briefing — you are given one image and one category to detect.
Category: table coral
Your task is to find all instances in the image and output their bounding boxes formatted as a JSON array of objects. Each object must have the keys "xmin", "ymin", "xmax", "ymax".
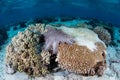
[
  {"xmin": 28, "ymin": 23, "xmax": 46, "ymax": 34},
  {"xmin": 57, "ymin": 43, "xmax": 106, "ymax": 76},
  {"xmin": 5, "ymin": 23, "xmax": 50, "ymax": 77},
  {"xmin": 54, "ymin": 26, "xmax": 107, "ymax": 76}
]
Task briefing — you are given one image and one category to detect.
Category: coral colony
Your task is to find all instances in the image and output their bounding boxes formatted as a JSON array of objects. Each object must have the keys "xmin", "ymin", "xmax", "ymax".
[
  {"xmin": 6, "ymin": 24, "xmax": 50, "ymax": 77},
  {"xmin": 5, "ymin": 23, "xmax": 110, "ymax": 77}
]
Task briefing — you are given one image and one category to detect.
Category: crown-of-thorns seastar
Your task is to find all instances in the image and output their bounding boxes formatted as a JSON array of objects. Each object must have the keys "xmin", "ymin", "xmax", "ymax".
[{"xmin": 43, "ymin": 27, "xmax": 75, "ymax": 54}]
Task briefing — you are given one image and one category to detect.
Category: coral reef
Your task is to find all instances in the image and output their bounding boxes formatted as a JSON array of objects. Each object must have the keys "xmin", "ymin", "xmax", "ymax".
[
  {"xmin": 59, "ymin": 27, "xmax": 106, "ymax": 51},
  {"xmin": 27, "ymin": 23, "xmax": 46, "ymax": 34},
  {"xmin": 55, "ymin": 27, "xmax": 107, "ymax": 76},
  {"xmin": 5, "ymin": 23, "xmax": 50, "ymax": 77},
  {"xmin": 93, "ymin": 26, "xmax": 111, "ymax": 45},
  {"xmin": 113, "ymin": 27, "xmax": 120, "ymax": 47},
  {"xmin": 76, "ymin": 23, "xmax": 93, "ymax": 29},
  {"xmin": 43, "ymin": 26, "xmax": 74, "ymax": 54},
  {"xmin": 85, "ymin": 19, "xmax": 113, "ymax": 29},
  {"xmin": 57, "ymin": 43, "xmax": 106, "ymax": 76},
  {"xmin": 3, "ymin": 18, "xmax": 120, "ymax": 80},
  {"xmin": 5, "ymin": 23, "xmax": 108, "ymax": 78}
]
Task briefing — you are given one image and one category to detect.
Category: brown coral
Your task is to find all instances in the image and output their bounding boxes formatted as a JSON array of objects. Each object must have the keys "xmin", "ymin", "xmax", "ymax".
[
  {"xmin": 93, "ymin": 26, "xmax": 111, "ymax": 45},
  {"xmin": 5, "ymin": 23, "xmax": 50, "ymax": 77},
  {"xmin": 57, "ymin": 42, "xmax": 106, "ymax": 76}
]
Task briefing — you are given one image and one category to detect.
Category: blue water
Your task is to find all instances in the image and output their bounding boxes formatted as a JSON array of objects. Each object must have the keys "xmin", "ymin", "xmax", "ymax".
[
  {"xmin": 0, "ymin": 0, "xmax": 120, "ymax": 26},
  {"xmin": 0, "ymin": 1, "xmax": 120, "ymax": 80}
]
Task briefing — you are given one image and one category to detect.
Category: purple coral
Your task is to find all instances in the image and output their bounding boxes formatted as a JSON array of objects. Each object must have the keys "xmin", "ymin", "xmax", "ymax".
[{"xmin": 43, "ymin": 27, "xmax": 74, "ymax": 54}]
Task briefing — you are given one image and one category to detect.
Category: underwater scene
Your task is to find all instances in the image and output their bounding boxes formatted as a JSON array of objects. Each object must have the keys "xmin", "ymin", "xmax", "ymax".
[{"xmin": 0, "ymin": 0, "xmax": 120, "ymax": 80}]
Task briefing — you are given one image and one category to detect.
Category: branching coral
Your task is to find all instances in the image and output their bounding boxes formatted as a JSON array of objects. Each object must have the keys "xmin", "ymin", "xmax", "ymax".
[
  {"xmin": 28, "ymin": 23, "xmax": 46, "ymax": 34},
  {"xmin": 43, "ymin": 26, "xmax": 74, "ymax": 54},
  {"xmin": 5, "ymin": 23, "xmax": 51, "ymax": 77},
  {"xmin": 57, "ymin": 42, "xmax": 106, "ymax": 76},
  {"xmin": 93, "ymin": 26, "xmax": 111, "ymax": 45}
]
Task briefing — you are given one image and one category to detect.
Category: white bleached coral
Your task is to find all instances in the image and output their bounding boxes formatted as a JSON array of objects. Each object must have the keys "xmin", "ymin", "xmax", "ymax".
[
  {"xmin": 56, "ymin": 27, "xmax": 107, "ymax": 76},
  {"xmin": 59, "ymin": 26, "xmax": 106, "ymax": 52}
]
